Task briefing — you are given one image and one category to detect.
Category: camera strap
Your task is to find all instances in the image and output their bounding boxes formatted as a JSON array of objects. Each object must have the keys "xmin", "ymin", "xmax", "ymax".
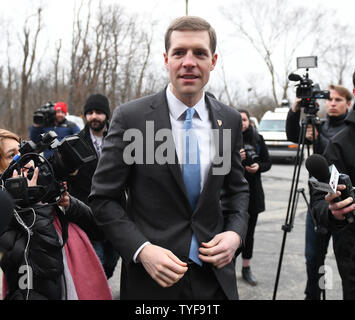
[{"xmin": 53, "ymin": 204, "xmax": 69, "ymax": 248}]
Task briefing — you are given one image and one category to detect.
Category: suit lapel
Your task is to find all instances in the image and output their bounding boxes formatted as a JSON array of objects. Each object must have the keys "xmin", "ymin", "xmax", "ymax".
[
  {"xmin": 195, "ymin": 96, "xmax": 226, "ymax": 213},
  {"xmin": 148, "ymin": 89, "xmax": 191, "ymax": 207}
]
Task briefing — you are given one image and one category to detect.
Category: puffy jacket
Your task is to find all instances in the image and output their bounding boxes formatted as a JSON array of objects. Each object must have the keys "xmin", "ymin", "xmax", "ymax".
[{"xmin": 0, "ymin": 196, "xmax": 102, "ymax": 300}]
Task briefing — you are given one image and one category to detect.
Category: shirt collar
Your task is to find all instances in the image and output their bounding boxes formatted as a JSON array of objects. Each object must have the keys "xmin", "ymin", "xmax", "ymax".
[{"xmin": 166, "ymin": 84, "xmax": 208, "ymax": 121}]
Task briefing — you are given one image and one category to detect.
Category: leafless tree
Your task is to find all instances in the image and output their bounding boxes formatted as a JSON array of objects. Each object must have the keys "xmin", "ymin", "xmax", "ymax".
[
  {"xmin": 222, "ymin": 0, "xmax": 327, "ymax": 108},
  {"xmin": 19, "ymin": 8, "xmax": 42, "ymax": 136},
  {"xmin": 321, "ymin": 23, "xmax": 355, "ymax": 86},
  {"xmin": 53, "ymin": 39, "xmax": 62, "ymax": 98}
]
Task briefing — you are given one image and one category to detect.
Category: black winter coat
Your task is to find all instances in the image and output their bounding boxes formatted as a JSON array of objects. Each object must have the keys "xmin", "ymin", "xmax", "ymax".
[
  {"xmin": 311, "ymin": 107, "xmax": 355, "ymax": 299},
  {"xmin": 242, "ymin": 126, "xmax": 272, "ymax": 215},
  {"xmin": 0, "ymin": 197, "xmax": 101, "ymax": 300},
  {"xmin": 286, "ymin": 108, "xmax": 348, "ymax": 154},
  {"xmin": 67, "ymin": 124, "xmax": 99, "ymax": 204}
]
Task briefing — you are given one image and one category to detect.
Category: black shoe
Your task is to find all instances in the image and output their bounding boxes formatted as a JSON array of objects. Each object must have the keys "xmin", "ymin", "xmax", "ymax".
[{"xmin": 242, "ymin": 266, "xmax": 257, "ymax": 286}]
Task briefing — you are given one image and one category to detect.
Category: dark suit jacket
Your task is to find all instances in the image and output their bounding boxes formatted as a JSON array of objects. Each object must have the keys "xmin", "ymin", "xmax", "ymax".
[{"xmin": 88, "ymin": 88, "xmax": 249, "ymax": 299}]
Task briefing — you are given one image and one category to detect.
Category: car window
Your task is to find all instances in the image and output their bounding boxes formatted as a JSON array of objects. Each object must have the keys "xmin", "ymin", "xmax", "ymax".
[{"xmin": 258, "ymin": 119, "xmax": 285, "ymax": 132}]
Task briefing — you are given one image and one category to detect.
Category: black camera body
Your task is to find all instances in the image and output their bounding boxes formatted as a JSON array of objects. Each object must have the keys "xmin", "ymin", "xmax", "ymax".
[
  {"xmin": 242, "ymin": 144, "xmax": 260, "ymax": 167},
  {"xmin": 33, "ymin": 102, "xmax": 56, "ymax": 127},
  {"xmin": 0, "ymin": 131, "xmax": 96, "ymax": 207},
  {"xmin": 289, "ymin": 56, "xmax": 330, "ymax": 116}
]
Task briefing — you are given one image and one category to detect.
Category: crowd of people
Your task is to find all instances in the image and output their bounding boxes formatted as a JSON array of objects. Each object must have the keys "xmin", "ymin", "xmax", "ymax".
[{"xmin": 0, "ymin": 15, "xmax": 354, "ymax": 301}]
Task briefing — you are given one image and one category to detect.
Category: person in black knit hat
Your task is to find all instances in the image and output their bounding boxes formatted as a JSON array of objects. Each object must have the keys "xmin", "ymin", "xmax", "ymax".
[
  {"xmin": 68, "ymin": 93, "xmax": 122, "ymax": 279},
  {"xmin": 84, "ymin": 94, "xmax": 111, "ymax": 120}
]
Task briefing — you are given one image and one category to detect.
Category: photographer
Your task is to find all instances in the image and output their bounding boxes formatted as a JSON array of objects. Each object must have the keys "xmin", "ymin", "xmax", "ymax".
[
  {"xmin": 313, "ymin": 72, "xmax": 355, "ymax": 299},
  {"xmin": 286, "ymin": 84, "xmax": 352, "ymax": 299},
  {"xmin": 0, "ymin": 128, "xmax": 111, "ymax": 300},
  {"xmin": 30, "ymin": 102, "xmax": 80, "ymax": 158},
  {"xmin": 239, "ymin": 109, "xmax": 272, "ymax": 286}
]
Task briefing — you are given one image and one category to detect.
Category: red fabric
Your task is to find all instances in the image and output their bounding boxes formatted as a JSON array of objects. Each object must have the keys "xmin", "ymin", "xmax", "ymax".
[
  {"xmin": 54, "ymin": 102, "xmax": 68, "ymax": 115},
  {"xmin": 2, "ymin": 272, "xmax": 7, "ymax": 299},
  {"xmin": 53, "ymin": 216, "xmax": 112, "ymax": 300}
]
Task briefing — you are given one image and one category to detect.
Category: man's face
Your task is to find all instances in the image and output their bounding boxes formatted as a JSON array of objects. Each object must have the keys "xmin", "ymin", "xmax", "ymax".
[
  {"xmin": 164, "ymin": 30, "xmax": 217, "ymax": 106},
  {"xmin": 325, "ymin": 89, "xmax": 351, "ymax": 117},
  {"xmin": 55, "ymin": 109, "xmax": 66, "ymax": 124},
  {"xmin": 86, "ymin": 110, "xmax": 107, "ymax": 132},
  {"xmin": 241, "ymin": 112, "xmax": 250, "ymax": 132}
]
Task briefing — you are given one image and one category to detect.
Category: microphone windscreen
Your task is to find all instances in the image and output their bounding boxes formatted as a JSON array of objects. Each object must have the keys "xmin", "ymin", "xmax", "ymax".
[
  {"xmin": 288, "ymin": 73, "xmax": 302, "ymax": 81},
  {"xmin": 305, "ymin": 154, "xmax": 330, "ymax": 183},
  {"xmin": 0, "ymin": 190, "xmax": 14, "ymax": 235}
]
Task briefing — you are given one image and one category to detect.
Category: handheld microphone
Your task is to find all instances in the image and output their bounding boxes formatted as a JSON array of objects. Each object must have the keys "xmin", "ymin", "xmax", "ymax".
[
  {"xmin": 306, "ymin": 154, "xmax": 355, "ymax": 223},
  {"xmin": 0, "ymin": 190, "xmax": 14, "ymax": 236}
]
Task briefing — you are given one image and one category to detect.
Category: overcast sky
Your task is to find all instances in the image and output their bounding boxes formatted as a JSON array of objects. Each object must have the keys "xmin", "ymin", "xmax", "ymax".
[{"xmin": 1, "ymin": 0, "xmax": 355, "ymax": 101}]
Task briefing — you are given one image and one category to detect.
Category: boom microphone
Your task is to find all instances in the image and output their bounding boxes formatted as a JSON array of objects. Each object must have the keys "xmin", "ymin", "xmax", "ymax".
[
  {"xmin": 0, "ymin": 190, "xmax": 14, "ymax": 235},
  {"xmin": 306, "ymin": 154, "xmax": 355, "ymax": 223}
]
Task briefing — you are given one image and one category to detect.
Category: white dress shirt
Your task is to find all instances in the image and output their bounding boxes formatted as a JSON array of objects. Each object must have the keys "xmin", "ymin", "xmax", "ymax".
[{"xmin": 166, "ymin": 84, "xmax": 215, "ymax": 191}]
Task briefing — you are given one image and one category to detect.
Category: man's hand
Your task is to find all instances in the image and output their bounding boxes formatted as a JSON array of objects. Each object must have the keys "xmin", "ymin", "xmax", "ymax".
[
  {"xmin": 292, "ymin": 98, "xmax": 302, "ymax": 112},
  {"xmin": 245, "ymin": 163, "xmax": 259, "ymax": 174},
  {"xmin": 325, "ymin": 184, "xmax": 355, "ymax": 220},
  {"xmin": 58, "ymin": 182, "xmax": 70, "ymax": 208},
  {"xmin": 137, "ymin": 244, "xmax": 188, "ymax": 288},
  {"xmin": 198, "ymin": 231, "xmax": 241, "ymax": 269},
  {"xmin": 240, "ymin": 149, "xmax": 246, "ymax": 161},
  {"xmin": 12, "ymin": 165, "xmax": 39, "ymax": 187},
  {"xmin": 306, "ymin": 124, "xmax": 318, "ymax": 141}
]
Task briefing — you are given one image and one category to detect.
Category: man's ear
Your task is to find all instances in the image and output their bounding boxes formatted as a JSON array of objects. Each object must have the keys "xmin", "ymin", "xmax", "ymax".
[
  {"xmin": 163, "ymin": 52, "xmax": 169, "ymax": 70},
  {"xmin": 210, "ymin": 53, "xmax": 218, "ymax": 71}
]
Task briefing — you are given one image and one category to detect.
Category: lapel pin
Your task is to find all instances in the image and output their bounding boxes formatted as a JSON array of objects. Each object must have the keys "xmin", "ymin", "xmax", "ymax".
[{"xmin": 217, "ymin": 119, "xmax": 222, "ymax": 127}]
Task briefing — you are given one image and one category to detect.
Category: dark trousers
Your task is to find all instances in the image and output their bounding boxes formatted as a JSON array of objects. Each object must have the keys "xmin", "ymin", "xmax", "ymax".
[
  {"xmin": 242, "ymin": 212, "xmax": 259, "ymax": 260},
  {"xmin": 176, "ymin": 262, "xmax": 229, "ymax": 300},
  {"xmin": 332, "ymin": 225, "xmax": 355, "ymax": 300},
  {"xmin": 121, "ymin": 261, "xmax": 234, "ymax": 300},
  {"xmin": 304, "ymin": 210, "xmax": 331, "ymax": 299},
  {"xmin": 92, "ymin": 240, "xmax": 120, "ymax": 279}
]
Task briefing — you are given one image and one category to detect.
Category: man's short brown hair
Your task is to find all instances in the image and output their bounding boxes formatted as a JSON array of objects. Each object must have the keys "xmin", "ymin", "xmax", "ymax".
[
  {"xmin": 164, "ymin": 16, "xmax": 217, "ymax": 54},
  {"xmin": 329, "ymin": 84, "xmax": 353, "ymax": 102}
]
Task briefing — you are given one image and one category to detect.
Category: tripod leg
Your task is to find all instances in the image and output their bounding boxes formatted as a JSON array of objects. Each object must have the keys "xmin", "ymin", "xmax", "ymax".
[{"xmin": 273, "ymin": 119, "xmax": 311, "ymax": 300}]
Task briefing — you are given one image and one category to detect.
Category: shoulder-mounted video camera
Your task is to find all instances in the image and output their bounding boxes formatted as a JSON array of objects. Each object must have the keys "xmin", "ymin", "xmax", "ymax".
[
  {"xmin": 0, "ymin": 131, "xmax": 96, "ymax": 207},
  {"xmin": 33, "ymin": 102, "xmax": 56, "ymax": 127},
  {"xmin": 288, "ymin": 56, "xmax": 330, "ymax": 116}
]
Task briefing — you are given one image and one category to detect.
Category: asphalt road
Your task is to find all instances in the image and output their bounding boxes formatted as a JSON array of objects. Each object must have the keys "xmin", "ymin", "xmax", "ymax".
[{"xmin": 0, "ymin": 162, "xmax": 343, "ymax": 300}]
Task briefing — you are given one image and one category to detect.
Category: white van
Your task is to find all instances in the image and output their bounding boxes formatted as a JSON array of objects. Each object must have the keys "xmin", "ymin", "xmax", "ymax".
[{"xmin": 258, "ymin": 107, "xmax": 299, "ymax": 162}]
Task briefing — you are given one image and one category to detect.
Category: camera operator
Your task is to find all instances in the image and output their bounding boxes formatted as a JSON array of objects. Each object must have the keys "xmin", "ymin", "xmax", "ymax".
[
  {"xmin": 312, "ymin": 72, "xmax": 355, "ymax": 299},
  {"xmin": 30, "ymin": 102, "xmax": 80, "ymax": 158},
  {"xmin": 67, "ymin": 94, "xmax": 121, "ymax": 279},
  {"xmin": 286, "ymin": 84, "xmax": 352, "ymax": 300},
  {"xmin": 0, "ymin": 128, "xmax": 112, "ymax": 300},
  {"xmin": 239, "ymin": 109, "xmax": 272, "ymax": 286}
]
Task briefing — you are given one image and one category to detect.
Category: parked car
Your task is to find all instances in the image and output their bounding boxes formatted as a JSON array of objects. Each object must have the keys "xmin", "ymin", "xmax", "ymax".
[
  {"xmin": 250, "ymin": 116, "xmax": 259, "ymax": 129},
  {"xmin": 258, "ymin": 108, "xmax": 301, "ymax": 163},
  {"xmin": 66, "ymin": 114, "xmax": 85, "ymax": 130}
]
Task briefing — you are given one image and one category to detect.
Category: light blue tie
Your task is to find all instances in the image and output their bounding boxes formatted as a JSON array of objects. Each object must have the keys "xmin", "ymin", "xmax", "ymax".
[{"xmin": 182, "ymin": 108, "xmax": 202, "ymax": 266}]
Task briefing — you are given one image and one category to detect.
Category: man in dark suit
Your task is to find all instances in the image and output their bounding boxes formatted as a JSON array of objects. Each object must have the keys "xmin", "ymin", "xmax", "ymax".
[{"xmin": 89, "ymin": 16, "xmax": 249, "ymax": 300}]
